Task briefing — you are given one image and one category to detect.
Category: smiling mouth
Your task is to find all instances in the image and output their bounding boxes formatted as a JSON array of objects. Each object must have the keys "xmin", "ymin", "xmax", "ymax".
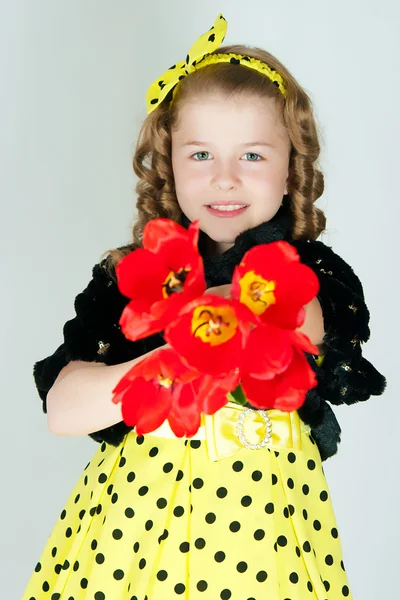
[{"xmin": 206, "ymin": 204, "xmax": 249, "ymax": 212}]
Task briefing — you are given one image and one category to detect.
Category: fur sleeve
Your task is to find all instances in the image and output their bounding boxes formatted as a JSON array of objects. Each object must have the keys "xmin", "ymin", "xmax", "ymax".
[
  {"xmin": 33, "ymin": 257, "xmax": 165, "ymax": 446},
  {"xmin": 291, "ymin": 239, "xmax": 386, "ymax": 406}
]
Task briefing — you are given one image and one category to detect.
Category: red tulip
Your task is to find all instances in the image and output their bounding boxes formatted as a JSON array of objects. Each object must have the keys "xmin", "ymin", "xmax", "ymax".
[
  {"xmin": 116, "ymin": 219, "xmax": 206, "ymax": 341},
  {"xmin": 231, "ymin": 241, "xmax": 320, "ymax": 330},
  {"xmin": 112, "ymin": 346, "xmax": 240, "ymax": 436},
  {"xmin": 164, "ymin": 294, "xmax": 260, "ymax": 376}
]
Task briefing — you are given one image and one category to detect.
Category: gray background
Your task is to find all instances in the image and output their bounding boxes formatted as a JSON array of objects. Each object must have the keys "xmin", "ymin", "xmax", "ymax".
[{"xmin": 2, "ymin": 0, "xmax": 398, "ymax": 597}]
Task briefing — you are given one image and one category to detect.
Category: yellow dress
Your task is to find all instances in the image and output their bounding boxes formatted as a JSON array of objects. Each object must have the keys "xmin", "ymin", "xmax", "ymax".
[{"xmin": 23, "ymin": 400, "xmax": 353, "ymax": 599}]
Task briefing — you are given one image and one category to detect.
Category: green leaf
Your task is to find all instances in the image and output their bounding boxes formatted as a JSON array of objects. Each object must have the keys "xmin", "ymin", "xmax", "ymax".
[{"xmin": 227, "ymin": 383, "xmax": 247, "ymax": 406}]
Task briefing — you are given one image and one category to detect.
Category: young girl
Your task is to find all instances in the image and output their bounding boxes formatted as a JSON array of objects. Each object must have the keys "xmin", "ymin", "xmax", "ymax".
[{"xmin": 23, "ymin": 13, "xmax": 386, "ymax": 600}]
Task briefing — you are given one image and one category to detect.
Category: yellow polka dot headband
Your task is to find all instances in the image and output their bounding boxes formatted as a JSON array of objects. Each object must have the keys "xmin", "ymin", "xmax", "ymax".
[{"xmin": 145, "ymin": 13, "xmax": 287, "ymax": 114}]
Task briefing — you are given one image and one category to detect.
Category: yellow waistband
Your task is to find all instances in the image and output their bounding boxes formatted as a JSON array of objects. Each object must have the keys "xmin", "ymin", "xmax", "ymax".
[{"xmin": 144, "ymin": 401, "xmax": 311, "ymax": 462}]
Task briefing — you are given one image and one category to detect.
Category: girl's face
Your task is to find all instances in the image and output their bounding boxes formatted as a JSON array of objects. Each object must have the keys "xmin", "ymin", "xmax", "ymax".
[{"xmin": 171, "ymin": 93, "xmax": 291, "ymax": 253}]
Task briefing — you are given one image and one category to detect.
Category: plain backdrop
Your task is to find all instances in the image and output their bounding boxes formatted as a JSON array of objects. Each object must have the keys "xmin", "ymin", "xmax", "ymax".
[{"xmin": 2, "ymin": 1, "xmax": 398, "ymax": 598}]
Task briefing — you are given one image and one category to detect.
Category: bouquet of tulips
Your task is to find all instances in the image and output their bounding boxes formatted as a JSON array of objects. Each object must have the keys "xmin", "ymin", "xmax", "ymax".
[{"xmin": 111, "ymin": 218, "xmax": 320, "ymax": 438}]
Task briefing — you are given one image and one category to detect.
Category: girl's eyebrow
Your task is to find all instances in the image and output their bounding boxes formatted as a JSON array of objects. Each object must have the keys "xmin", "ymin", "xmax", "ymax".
[{"xmin": 182, "ymin": 140, "xmax": 275, "ymax": 148}]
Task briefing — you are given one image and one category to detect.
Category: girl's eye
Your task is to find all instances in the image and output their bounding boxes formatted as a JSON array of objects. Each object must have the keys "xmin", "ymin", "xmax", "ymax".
[
  {"xmin": 243, "ymin": 152, "xmax": 262, "ymax": 161},
  {"xmin": 192, "ymin": 151, "xmax": 211, "ymax": 161}
]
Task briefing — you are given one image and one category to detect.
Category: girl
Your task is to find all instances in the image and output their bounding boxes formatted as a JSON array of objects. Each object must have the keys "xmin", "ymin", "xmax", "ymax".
[{"xmin": 23, "ymin": 13, "xmax": 386, "ymax": 600}]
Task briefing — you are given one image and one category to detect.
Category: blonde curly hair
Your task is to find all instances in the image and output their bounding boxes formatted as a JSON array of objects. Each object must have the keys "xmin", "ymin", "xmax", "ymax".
[{"xmin": 102, "ymin": 44, "xmax": 326, "ymax": 281}]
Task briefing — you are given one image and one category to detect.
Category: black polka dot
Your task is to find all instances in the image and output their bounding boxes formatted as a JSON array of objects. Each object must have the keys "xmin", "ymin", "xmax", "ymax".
[
  {"xmin": 35, "ymin": 562, "xmax": 41, "ymax": 572},
  {"xmin": 265, "ymin": 502, "xmax": 274, "ymax": 514},
  {"xmin": 252, "ymin": 470, "xmax": 263, "ymax": 481},
  {"xmin": 73, "ymin": 560, "xmax": 79, "ymax": 571},
  {"xmin": 74, "ymin": 493, "xmax": 80, "ymax": 503},
  {"xmin": 145, "ymin": 520, "xmax": 154, "ymax": 530},
  {"xmin": 232, "ymin": 461, "xmax": 244, "ymax": 472},
  {"xmin": 112, "ymin": 529, "xmax": 123, "ymax": 540},
  {"xmin": 127, "ymin": 472, "xmax": 136, "ymax": 483},
  {"xmin": 288, "ymin": 452, "xmax": 296, "ymax": 463},
  {"xmin": 331, "ymin": 527, "xmax": 339, "ymax": 538},
  {"xmin": 193, "ymin": 478, "xmax": 204, "ymax": 489},
  {"xmin": 277, "ymin": 535, "xmax": 288, "ymax": 547},
  {"xmin": 190, "ymin": 440, "xmax": 201, "ymax": 448},
  {"xmin": 342, "ymin": 585, "xmax": 350, "ymax": 596},
  {"xmin": 149, "ymin": 446, "xmax": 159, "ymax": 457},
  {"xmin": 113, "ymin": 569, "xmax": 124, "ymax": 580},
  {"xmin": 287, "ymin": 478, "xmax": 294, "ymax": 489},
  {"xmin": 119, "ymin": 456, "xmax": 126, "ymax": 467},
  {"xmin": 214, "ymin": 551, "xmax": 225, "ymax": 562},
  {"xmin": 91, "ymin": 539, "xmax": 98, "ymax": 550},
  {"xmin": 95, "ymin": 553, "xmax": 105, "ymax": 564},
  {"xmin": 320, "ymin": 490, "xmax": 328, "ymax": 501},
  {"xmin": 179, "ymin": 542, "xmax": 189, "ymax": 553},
  {"xmin": 303, "ymin": 509, "xmax": 308, "ymax": 520},
  {"xmin": 60, "ymin": 509, "xmax": 66, "ymax": 520},
  {"xmin": 41, "ymin": 582, "xmax": 49, "ymax": 592},
  {"xmin": 51, "ymin": 547, "xmax": 57, "ymax": 558},
  {"xmin": 289, "ymin": 572, "xmax": 299, "ymax": 583},
  {"xmin": 307, "ymin": 459, "xmax": 316, "ymax": 470},
  {"xmin": 96, "ymin": 504, "xmax": 102, "ymax": 515},
  {"xmin": 139, "ymin": 558, "xmax": 146, "ymax": 569},
  {"xmin": 325, "ymin": 554, "xmax": 334, "ymax": 565},
  {"xmin": 303, "ymin": 541, "xmax": 311, "ymax": 553},
  {"xmin": 136, "ymin": 435, "xmax": 144, "ymax": 444},
  {"xmin": 138, "ymin": 486, "xmax": 149, "ymax": 496},
  {"xmin": 323, "ymin": 580, "xmax": 331, "ymax": 591},
  {"xmin": 195, "ymin": 538, "xmax": 206, "ymax": 549},
  {"xmin": 65, "ymin": 527, "xmax": 72, "ymax": 538},
  {"xmin": 163, "ymin": 462, "xmax": 173, "ymax": 473},
  {"xmin": 157, "ymin": 498, "xmax": 167, "ymax": 509},
  {"xmin": 217, "ymin": 487, "xmax": 228, "ymax": 498},
  {"xmin": 220, "ymin": 591, "xmax": 232, "ymax": 600},
  {"xmin": 197, "ymin": 580, "xmax": 208, "ymax": 591},
  {"xmin": 241, "ymin": 495, "xmax": 252, "ymax": 507},
  {"xmin": 54, "ymin": 564, "xmax": 62, "ymax": 574},
  {"xmin": 94, "ymin": 593, "xmax": 105, "ymax": 600},
  {"xmin": 307, "ymin": 581, "xmax": 313, "ymax": 592},
  {"xmin": 174, "ymin": 583, "xmax": 186, "ymax": 594},
  {"xmin": 79, "ymin": 509, "xmax": 86, "ymax": 520},
  {"xmin": 107, "ymin": 484, "xmax": 113, "ymax": 495},
  {"xmin": 111, "ymin": 493, "xmax": 118, "ymax": 504},
  {"xmin": 313, "ymin": 520, "xmax": 322, "ymax": 531},
  {"xmin": 157, "ymin": 570, "xmax": 168, "ymax": 581},
  {"xmin": 98, "ymin": 473, "xmax": 107, "ymax": 484},
  {"xmin": 176, "ymin": 470, "xmax": 184, "ymax": 481},
  {"xmin": 272, "ymin": 473, "xmax": 278, "ymax": 485},
  {"xmin": 125, "ymin": 507, "xmax": 135, "ymax": 518},
  {"xmin": 174, "ymin": 506, "xmax": 184, "ymax": 517},
  {"xmin": 284, "ymin": 507, "xmax": 289, "ymax": 518},
  {"xmin": 237, "ymin": 561, "xmax": 248, "ymax": 573},
  {"xmin": 288, "ymin": 504, "xmax": 295, "ymax": 516},
  {"xmin": 254, "ymin": 529, "xmax": 265, "ymax": 540},
  {"xmin": 89, "ymin": 507, "xmax": 96, "ymax": 517},
  {"xmin": 205, "ymin": 512, "xmax": 216, "ymax": 524},
  {"xmin": 256, "ymin": 570, "xmax": 268, "ymax": 582},
  {"xmin": 296, "ymin": 546, "xmax": 301, "ymax": 557},
  {"xmin": 84, "ymin": 475, "xmax": 88, "ymax": 486},
  {"xmin": 133, "ymin": 541, "xmax": 140, "ymax": 553},
  {"xmin": 229, "ymin": 521, "xmax": 241, "ymax": 532},
  {"xmin": 302, "ymin": 484, "xmax": 310, "ymax": 495},
  {"xmin": 80, "ymin": 578, "xmax": 88, "ymax": 589}
]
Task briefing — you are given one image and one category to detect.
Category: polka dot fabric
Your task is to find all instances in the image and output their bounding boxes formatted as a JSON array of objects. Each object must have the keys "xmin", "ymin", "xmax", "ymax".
[{"xmin": 23, "ymin": 413, "xmax": 352, "ymax": 599}]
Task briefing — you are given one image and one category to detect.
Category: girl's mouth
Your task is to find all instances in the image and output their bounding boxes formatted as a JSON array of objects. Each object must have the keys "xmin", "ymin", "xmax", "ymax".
[{"xmin": 206, "ymin": 204, "xmax": 249, "ymax": 218}]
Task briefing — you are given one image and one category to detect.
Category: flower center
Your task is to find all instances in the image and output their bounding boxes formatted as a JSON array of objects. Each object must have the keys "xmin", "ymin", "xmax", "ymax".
[
  {"xmin": 162, "ymin": 267, "xmax": 191, "ymax": 298},
  {"xmin": 239, "ymin": 271, "xmax": 276, "ymax": 315},
  {"xmin": 191, "ymin": 305, "xmax": 238, "ymax": 346},
  {"xmin": 157, "ymin": 373, "xmax": 174, "ymax": 388}
]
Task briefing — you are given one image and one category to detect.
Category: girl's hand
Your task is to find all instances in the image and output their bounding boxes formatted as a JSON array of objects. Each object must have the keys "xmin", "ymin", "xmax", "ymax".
[{"xmin": 206, "ymin": 284, "xmax": 232, "ymax": 299}]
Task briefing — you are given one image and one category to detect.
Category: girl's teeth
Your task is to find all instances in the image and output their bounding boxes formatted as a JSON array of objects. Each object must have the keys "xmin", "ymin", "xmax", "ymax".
[{"xmin": 209, "ymin": 205, "xmax": 247, "ymax": 211}]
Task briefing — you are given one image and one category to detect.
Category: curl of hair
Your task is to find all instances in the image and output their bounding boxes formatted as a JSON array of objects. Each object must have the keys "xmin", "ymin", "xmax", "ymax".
[{"xmin": 102, "ymin": 44, "xmax": 326, "ymax": 281}]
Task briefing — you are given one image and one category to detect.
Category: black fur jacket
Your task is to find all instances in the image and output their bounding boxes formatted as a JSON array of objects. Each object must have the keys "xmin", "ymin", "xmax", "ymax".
[{"xmin": 33, "ymin": 203, "xmax": 386, "ymax": 461}]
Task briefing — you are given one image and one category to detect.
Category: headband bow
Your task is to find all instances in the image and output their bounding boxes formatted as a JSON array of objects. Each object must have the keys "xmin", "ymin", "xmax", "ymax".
[{"xmin": 145, "ymin": 13, "xmax": 287, "ymax": 114}]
